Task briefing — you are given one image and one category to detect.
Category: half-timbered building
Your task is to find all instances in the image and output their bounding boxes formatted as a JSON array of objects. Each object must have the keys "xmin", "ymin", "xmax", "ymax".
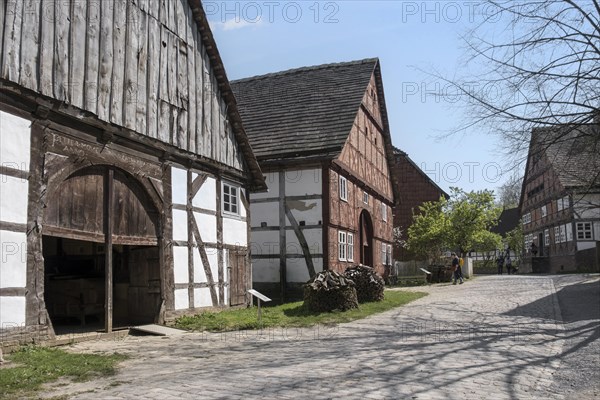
[
  {"xmin": 520, "ymin": 120, "xmax": 600, "ymax": 273},
  {"xmin": 0, "ymin": 0, "xmax": 265, "ymax": 344},
  {"xmin": 232, "ymin": 59, "xmax": 397, "ymax": 301}
]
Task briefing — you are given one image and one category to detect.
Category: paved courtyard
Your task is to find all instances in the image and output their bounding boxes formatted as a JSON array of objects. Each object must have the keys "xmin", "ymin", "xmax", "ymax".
[{"xmin": 45, "ymin": 275, "xmax": 600, "ymax": 399}]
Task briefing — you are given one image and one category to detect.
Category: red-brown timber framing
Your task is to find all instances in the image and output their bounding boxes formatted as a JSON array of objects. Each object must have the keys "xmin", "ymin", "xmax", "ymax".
[{"xmin": 0, "ymin": 0, "xmax": 265, "ymax": 347}]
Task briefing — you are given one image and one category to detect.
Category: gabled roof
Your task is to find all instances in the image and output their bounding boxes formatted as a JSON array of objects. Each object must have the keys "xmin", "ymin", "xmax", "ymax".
[
  {"xmin": 230, "ymin": 59, "xmax": 380, "ymax": 163},
  {"xmin": 392, "ymin": 146, "xmax": 449, "ymax": 199},
  {"xmin": 532, "ymin": 123, "xmax": 599, "ymax": 188}
]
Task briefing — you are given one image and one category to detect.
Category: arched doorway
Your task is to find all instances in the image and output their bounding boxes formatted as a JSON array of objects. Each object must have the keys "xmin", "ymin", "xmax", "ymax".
[
  {"xmin": 359, "ymin": 210, "xmax": 373, "ymax": 267},
  {"xmin": 42, "ymin": 165, "xmax": 161, "ymax": 334}
]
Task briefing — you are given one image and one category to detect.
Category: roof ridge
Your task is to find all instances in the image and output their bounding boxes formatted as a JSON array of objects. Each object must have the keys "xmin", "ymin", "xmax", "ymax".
[{"xmin": 231, "ymin": 58, "xmax": 379, "ymax": 84}]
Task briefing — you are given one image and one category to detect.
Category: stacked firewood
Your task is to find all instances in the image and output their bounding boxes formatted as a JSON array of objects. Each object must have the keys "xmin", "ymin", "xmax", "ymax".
[
  {"xmin": 303, "ymin": 270, "xmax": 359, "ymax": 312},
  {"xmin": 344, "ymin": 265, "xmax": 385, "ymax": 303}
]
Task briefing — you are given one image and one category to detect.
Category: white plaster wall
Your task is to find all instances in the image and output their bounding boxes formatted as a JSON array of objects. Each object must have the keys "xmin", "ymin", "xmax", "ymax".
[
  {"xmin": 0, "ymin": 230, "xmax": 27, "ymax": 288},
  {"xmin": 286, "ymin": 199, "xmax": 322, "ymax": 226},
  {"xmin": 193, "ymin": 176, "xmax": 216, "ymax": 211},
  {"xmin": 172, "ymin": 209, "xmax": 188, "ymax": 242},
  {"xmin": 284, "ymin": 169, "xmax": 322, "ymax": 196},
  {"xmin": 194, "ymin": 288, "xmax": 213, "ymax": 308},
  {"xmin": 595, "ymin": 222, "xmax": 600, "ymax": 241},
  {"xmin": 173, "ymin": 246, "xmax": 189, "ymax": 284},
  {"xmin": 251, "ymin": 172, "xmax": 278, "ymax": 200},
  {"xmin": 0, "ymin": 110, "xmax": 31, "ymax": 167},
  {"xmin": 285, "ymin": 229, "xmax": 322, "ymax": 255},
  {"xmin": 223, "ymin": 217, "xmax": 247, "ymax": 246},
  {"xmin": 171, "ymin": 167, "xmax": 188, "ymax": 205},
  {"xmin": 0, "ymin": 175, "xmax": 29, "ymax": 224},
  {"xmin": 194, "ymin": 212, "xmax": 217, "ymax": 243},
  {"xmin": 250, "ymin": 230, "xmax": 279, "ymax": 256},
  {"xmin": 240, "ymin": 189, "xmax": 247, "ymax": 218},
  {"xmin": 250, "ymin": 201, "xmax": 279, "ymax": 227},
  {"xmin": 0, "ymin": 296, "xmax": 26, "ymax": 328},
  {"xmin": 287, "ymin": 258, "xmax": 324, "ymax": 283},
  {"xmin": 192, "ymin": 248, "xmax": 218, "ymax": 283},
  {"xmin": 174, "ymin": 289, "xmax": 189, "ymax": 310},
  {"xmin": 577, "ymin": 241, "xmax": 597, "ymax": 251},
  {"xmin": 252, "ymin": 258, "xmax": 279, "ymax": 282}
]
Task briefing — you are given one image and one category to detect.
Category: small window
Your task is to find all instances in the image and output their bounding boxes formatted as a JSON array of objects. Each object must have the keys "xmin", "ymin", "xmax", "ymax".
[
  {"xmin": 541, "ymin": 205, "xmax": 547, "ymax": 218},
  {"xmin": 381, "ymin": 243, "xmax": 387, "ymax": 266},
  {"xmin": 381, "ymin": 203, "xmax": 387, "ymax": 222},
  {"xmin": 386, "ymin": 244, "xmax": 392, "ymax": 266},
  {"xmin": 557, "ymin": 198, "xmax": 563, "ymax": 212},
  {"xmin": 544, "ymin": 229, "xmax": 550, "ymax": 246},
  {"xmin": 338, "ymin": 231, "xmax": 347, "ymax": 261},
  {"xmin": 554, "ymin": 226, "xmax": 561, "ymax": 244},
  {"xmin": 363, "ymin": 191, "xmax": 369, "ymax": 204},
  {"xmin": 560, "ymin": 225, "xmax": 566, "ymax": 243},
  {"xmin": 222, "ymin": 182, "xmax": 239, "ymax": 214},
  {"xmin": 339, "ymin": 176, "xmax": 348, "ymax": 202},
  {"xmin": 523, "ymin": 213, "xmax": 531, "ymax": 225},
  {"xmin": 365, "ymin": 127, "xmax": 369, "ymax": 136},
  {"xmin": 563, "ymin": 196, "xmax": 570, "ymax": 209},
  {"xmin": 347, "ymin": 233, "xmax": 354, "ymax": 262},
  {"xmin": 576, "ymin": 222, "xmax": 593, "ymax": 240}
]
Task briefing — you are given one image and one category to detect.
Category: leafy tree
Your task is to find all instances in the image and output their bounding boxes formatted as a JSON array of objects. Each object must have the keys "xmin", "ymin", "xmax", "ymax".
[
  {"xmin": 472, "ymin": 230, "xmax": 504, "ymax": 267},
  {"xmin": 406, "ymin": 189, "xmax": 502, "ymax": 262},
  {"xmin": 505, "ymin": 223, "xmax": 525, "ymax": 265},
  {"xmin": 406, "ymin": 197, "xmax": 449, "ymax": 263},
  {"xmin": 446, "ymin": 188, "xmax": 502, "ymax": 256}
]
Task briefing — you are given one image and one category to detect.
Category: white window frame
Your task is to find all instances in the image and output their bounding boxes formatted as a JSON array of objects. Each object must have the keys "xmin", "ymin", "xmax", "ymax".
[
  {"xmin": 386, "ymin": 244, "xmax": 392, "ymax": 266},
  {"xmin": 557, "ymin": 198, "xmax": 563, "ymax": 212},
  {"xmin": 347, "ymin": 233, "xmax": 354, "ymax": 262},
  {"xmin": 363, "ymin": 191, "xmax": 369, "ymax": 204},
  {"xmin": 576, "ymin": 222, "xmax": 593, "ymax": 240},
  {"xmin": 541, "ymin": 205, "xmax": 547, "ymax": 218},
  {"xmin": 339, "ymin": 176, "xmax": 348, "ymax": 202},
  {"xmin": 381, "ymin": 243, "xmax": 387, "ymax": 266},
  {"xmin": 560, "ymin": 225, "xmax": 566, "ymax": 243},
  {"xmin": 562, "ymin": 196, "xmax": 570, "ymax": 210},
  {"xmin": 544, "ymin": 229, "xmax": 550, "ymax": 246},
  {"xmin": 554, "ymin": 226, "xmax": 560, "ymax": 244},
  {"xmin": 222, "ymin": 182, "xmax": 239, "ymax": 215},
  {"xmin": 338, "ymin": 231, "xmax": 347, "ymax": 261},
  {"xmin": 382, "ymin": 203, "xmax": 387, "ymax": 222},
  {"xmin": 523, "ymin": 213, "xmax": 531, "ymax": 225},
  {"xmin": 566, "ymin": 224, "xmax": 573, "ymax": 241}
]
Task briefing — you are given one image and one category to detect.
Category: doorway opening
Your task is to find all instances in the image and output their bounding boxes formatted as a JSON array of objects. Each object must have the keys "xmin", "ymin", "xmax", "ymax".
[
  {"xmin": 359, "ymin": 210, "xmax": 373, "ymax": 267},
  {"xmin": 43, "ymin": 236, "xmax": 160, "ymax": 334}
]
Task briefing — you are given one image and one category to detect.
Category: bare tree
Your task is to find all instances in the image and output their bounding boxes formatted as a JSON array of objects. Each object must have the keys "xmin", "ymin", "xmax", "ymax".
[
  {"xmin": 430, "ymin": 0, "xmax": 599, "ymax": 183},
  {"xmin": 496, "ymin": 171, "xmax": 523, "ymax": 208}
]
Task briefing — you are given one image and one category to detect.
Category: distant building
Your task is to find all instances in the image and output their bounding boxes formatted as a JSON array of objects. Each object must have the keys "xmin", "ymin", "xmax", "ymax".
[
  {"xmin": 491, "ymin": 208, "xmax": 520, "ymax": 237},
  {"xmin": 390, "ymin": 148, "xmax": 448, "ymax": 261},
  {"xmin": 520, "ymin": 120, "xmax": 600, "ymax": 273},
  {"xmin": 232, "ymin": 59, "xmax": 397, "ymax": 301}
]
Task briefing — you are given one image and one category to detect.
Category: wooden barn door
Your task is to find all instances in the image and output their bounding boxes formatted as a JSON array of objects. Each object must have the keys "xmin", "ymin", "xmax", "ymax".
[{"xmin": 229, "ymin": 249, "xmax": 248, "ymax": 306}]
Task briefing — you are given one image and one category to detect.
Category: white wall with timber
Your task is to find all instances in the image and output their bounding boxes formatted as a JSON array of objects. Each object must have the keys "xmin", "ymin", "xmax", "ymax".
[
  {"xmin": 0, "ymin": 110, "xmax": 30, "ymax": 329},
  {"xmin": 170, "ymin": 165, "xmax": 246, "ymax": 310},
  {"xmin": 250, "ymin": 168, "xmax": 324, "ymax": 291}
]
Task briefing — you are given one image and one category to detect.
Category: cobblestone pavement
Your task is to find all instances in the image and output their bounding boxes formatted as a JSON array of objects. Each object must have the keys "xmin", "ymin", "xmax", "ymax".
[{"xmin": 45, "ymin": 275, "xmax": 600, "ymax": 399}]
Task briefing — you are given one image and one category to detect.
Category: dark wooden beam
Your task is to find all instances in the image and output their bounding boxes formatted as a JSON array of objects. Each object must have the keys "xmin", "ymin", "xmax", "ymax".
[{"xmin": 104, "ymin": 168, "xmax": 114, "ymax": 333}]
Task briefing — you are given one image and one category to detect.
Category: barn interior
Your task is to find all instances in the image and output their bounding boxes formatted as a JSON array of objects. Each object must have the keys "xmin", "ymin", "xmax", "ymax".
[{"xmin": 43, "ymin": 236, "xmax": 161, "ymax": 334}]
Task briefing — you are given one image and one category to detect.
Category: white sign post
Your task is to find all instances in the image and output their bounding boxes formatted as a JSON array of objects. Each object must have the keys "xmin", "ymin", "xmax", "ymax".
[{"xmin": 247, "ymin": 289, "xmax": 272, "ymax": 324}]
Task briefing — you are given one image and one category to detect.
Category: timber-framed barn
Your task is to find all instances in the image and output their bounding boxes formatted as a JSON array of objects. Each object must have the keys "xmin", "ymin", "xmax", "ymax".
[
  {"xmin": 0, "ymin": 0, "xmax": 266, "ymax": 344},
  {"xmin": 232, "ymin": 59, "xmax": 398, "ymax": 301}
]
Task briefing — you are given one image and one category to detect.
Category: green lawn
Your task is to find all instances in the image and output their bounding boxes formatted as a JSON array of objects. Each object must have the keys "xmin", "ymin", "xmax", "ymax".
[
  {"xmin": 175, "ymin": 290, "xmax": 427, "ymax": 332},
  {"xmin": 0, "ymin": 346, "xmax": 127, "ymax": 399}
]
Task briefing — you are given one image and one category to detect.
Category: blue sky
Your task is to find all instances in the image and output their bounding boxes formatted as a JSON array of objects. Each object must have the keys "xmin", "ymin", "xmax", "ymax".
[{"xmin": 205, "ymin": 1, "xmax": 510, "ymax": 194}]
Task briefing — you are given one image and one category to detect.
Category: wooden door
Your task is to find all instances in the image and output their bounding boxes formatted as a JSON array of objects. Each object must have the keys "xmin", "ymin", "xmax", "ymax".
[{"xmin": 229, "ymin": 249, "xmax": 248, "ymax": 306}]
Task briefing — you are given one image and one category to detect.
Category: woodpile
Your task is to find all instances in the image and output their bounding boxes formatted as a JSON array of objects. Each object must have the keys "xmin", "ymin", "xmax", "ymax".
[
  {"xmin": 303, "ymin": 271, "xmax": 358, "ymax": 312},
  {"xmin": 344, "ymin": 265, "xmax": 385, "ymax": 303}
]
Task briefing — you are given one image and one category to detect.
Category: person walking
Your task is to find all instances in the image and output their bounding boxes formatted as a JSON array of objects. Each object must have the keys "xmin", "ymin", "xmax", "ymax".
[
  {"xmin": 506, "ymin": 255, "xmax": 513, "ymax": 275},
  {"xmin": 451, "ymin": 252, "xmax": 464, "ymax": 285},
  {"xmin": 496, "ymin": 254, "xmax": 504, "ymax": 275}
]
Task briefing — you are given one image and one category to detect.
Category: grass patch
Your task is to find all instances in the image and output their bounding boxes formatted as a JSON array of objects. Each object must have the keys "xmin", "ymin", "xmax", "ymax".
[
  {"xmin": 175, "ymin": 290, "xmax": 427, "ymax": 332},
  {"xmin": 0, "ymin": 346, "xmax": 127, "ymax": 399}
]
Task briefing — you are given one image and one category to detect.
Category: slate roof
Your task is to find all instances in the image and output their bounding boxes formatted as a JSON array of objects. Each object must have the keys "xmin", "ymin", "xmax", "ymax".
[
  {"xmin": 533, "ymin": 123, "xmax": 600, "ymax": 189},
  {"xmin": 230, "ymin": 59, "xmax": 380, "ymax": 163},
  {"xmin": 491, "ymin": 208, "xmax": 520, "ymax": 236}
]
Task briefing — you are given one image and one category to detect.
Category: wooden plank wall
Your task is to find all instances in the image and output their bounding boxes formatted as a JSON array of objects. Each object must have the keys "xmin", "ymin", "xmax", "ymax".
[{"xmin": 1, "ymin": 0, "xmax": 243, "ymax": 171}]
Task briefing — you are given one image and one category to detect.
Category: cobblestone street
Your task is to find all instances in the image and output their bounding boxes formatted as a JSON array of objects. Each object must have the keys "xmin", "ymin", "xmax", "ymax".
[{"xmin": 46, "ymin": 275, "xmax": 600, "ymax": 400}]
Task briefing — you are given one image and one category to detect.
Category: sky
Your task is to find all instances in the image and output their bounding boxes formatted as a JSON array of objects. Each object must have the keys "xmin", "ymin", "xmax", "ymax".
[{"xmin": 205, "ymin": 1, "xmax": 511, "ymax": 194}]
